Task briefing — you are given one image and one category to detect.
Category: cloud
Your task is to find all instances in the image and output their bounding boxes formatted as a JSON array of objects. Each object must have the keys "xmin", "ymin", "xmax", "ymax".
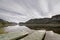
[{"xmin": 0, "ymin": 0, "xmax": 60, "ymax": 22}]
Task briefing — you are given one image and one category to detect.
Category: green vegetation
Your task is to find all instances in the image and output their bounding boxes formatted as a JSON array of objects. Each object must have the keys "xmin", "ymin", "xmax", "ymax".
[
  {"xmin": 0, "ymin": 28, "xmax": 8, "ymax": 34},
  {"xmin": 0, "ymin": 19, "xmax": 17, "ymax": 34},
  {"xmin": 0, "ymin": 19, "xmax": 17, "ymax": 28}
]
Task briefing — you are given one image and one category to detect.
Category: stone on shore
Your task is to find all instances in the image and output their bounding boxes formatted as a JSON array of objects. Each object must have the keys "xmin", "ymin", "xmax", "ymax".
[
  {"xmin": 20, "ymin": 30, "xmax": 46, "ymax": 40},
  {"xmin": 0, "ymin": 31, "xmax": 29, "ymax": 40}
]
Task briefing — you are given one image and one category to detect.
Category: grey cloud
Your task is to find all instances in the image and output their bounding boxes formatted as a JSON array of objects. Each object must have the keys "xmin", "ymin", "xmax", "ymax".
[
  {"xmin": 0, "ymin": 0, "xmax": 60, "ymax": 22},
  {"xmin": 0, "ymin": 8, "xmax": 25, "ymax": 16}
]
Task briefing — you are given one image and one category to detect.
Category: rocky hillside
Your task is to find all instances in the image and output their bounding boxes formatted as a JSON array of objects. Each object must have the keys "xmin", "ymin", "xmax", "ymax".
[
  {"xmin": 19, "ymin": 14, "xmax": 60, "ymax": 25},
  {"xmin": 19, "ymin": 14, "xmax": 60, "ymax": 34},
  {"xmin": 0, "ymin": 19, "xmax": 17, "ymax": 28},
  {"xmin": 24, "ymin": 15, "xmax": 60, "ymax": 24}
]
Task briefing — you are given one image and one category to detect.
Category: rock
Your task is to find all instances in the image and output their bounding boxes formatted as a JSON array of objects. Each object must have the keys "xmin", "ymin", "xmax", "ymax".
[
  {"xmin": 0, "ymin": 31, "xmax": 29, "ymax": 40},
  {"xmin": 20, "ymin": 30, "xmax": 46, "ymax": 40},
  {"xmin": 44, "ymin": 31, "xmax": 60, "ymax": 40},
  {"xmin": 52, "ymin": 14, "xmax": 60, "ymax": 20}
]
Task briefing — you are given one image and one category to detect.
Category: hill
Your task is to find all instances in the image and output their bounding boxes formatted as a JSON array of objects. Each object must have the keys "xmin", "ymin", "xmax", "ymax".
[
  {"xmin": 19, "ymin": 14, "xmax": 60, "ymax": 34},
  {"xmin": 0, "ymin": 19, "xmax": 17, "ymax": 28}
]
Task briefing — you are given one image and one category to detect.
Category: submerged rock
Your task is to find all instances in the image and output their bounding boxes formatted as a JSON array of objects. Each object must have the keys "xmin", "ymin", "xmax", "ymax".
[
  {"xmin": 20, "ymin": 30, "xmax": 46, "ymax": 40},
  {"xmin": 45, "ymin": 31, "xmax": 60, "ymax": 40},
  {"xmin": 0, "ymin": 31, "xmax": 29, "ymax": 40}
]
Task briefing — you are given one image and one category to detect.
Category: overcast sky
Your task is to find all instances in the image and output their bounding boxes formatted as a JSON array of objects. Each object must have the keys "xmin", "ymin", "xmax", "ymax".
[{"xmin": 0, "ymin": 0, "xmax": 60, "ymax": 23}]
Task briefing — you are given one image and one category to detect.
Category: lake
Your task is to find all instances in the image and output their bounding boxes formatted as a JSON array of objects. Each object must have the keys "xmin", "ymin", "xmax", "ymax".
[{"xmin": 0, "ymin": 25, "xmax": 60, "ymax": 40}]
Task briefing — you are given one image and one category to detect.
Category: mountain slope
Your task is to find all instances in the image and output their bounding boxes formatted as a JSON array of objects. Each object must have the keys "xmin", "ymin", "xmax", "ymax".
[
  {"xmin": 19, "ymin": 14, "xmax": 60, "ymax": 34},
  {"xmin": 0, "ymin": 19, "xmax": 17, "ymax": 28}
]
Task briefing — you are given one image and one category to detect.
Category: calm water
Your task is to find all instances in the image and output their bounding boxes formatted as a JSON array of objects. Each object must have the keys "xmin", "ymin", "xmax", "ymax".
[
  {"xmin": 0, "ymin": 25, "xmax": 31, "ymax": 34},
  {"xmin": 0, "ymin": 25, "xmax": 60, "ymax": 40}
]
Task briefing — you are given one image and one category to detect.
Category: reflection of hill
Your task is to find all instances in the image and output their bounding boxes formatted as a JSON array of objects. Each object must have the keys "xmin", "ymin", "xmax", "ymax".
[
  {"xmin": 19, "ymin": 14, "xmax": 60, "ymax": 34},
  {"xmin": 0, "ymin": 19, "xmax": 17, "ymax": 28}
]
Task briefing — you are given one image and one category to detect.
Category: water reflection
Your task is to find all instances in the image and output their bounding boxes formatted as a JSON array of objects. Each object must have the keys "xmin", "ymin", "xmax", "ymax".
[
  {"xmin": 0, "ymin": 25, "xmax": 31, "ymax": 34},
  {"xmin": 0, "ymin": 25, "xmax": 60, "ymax": 40}
]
